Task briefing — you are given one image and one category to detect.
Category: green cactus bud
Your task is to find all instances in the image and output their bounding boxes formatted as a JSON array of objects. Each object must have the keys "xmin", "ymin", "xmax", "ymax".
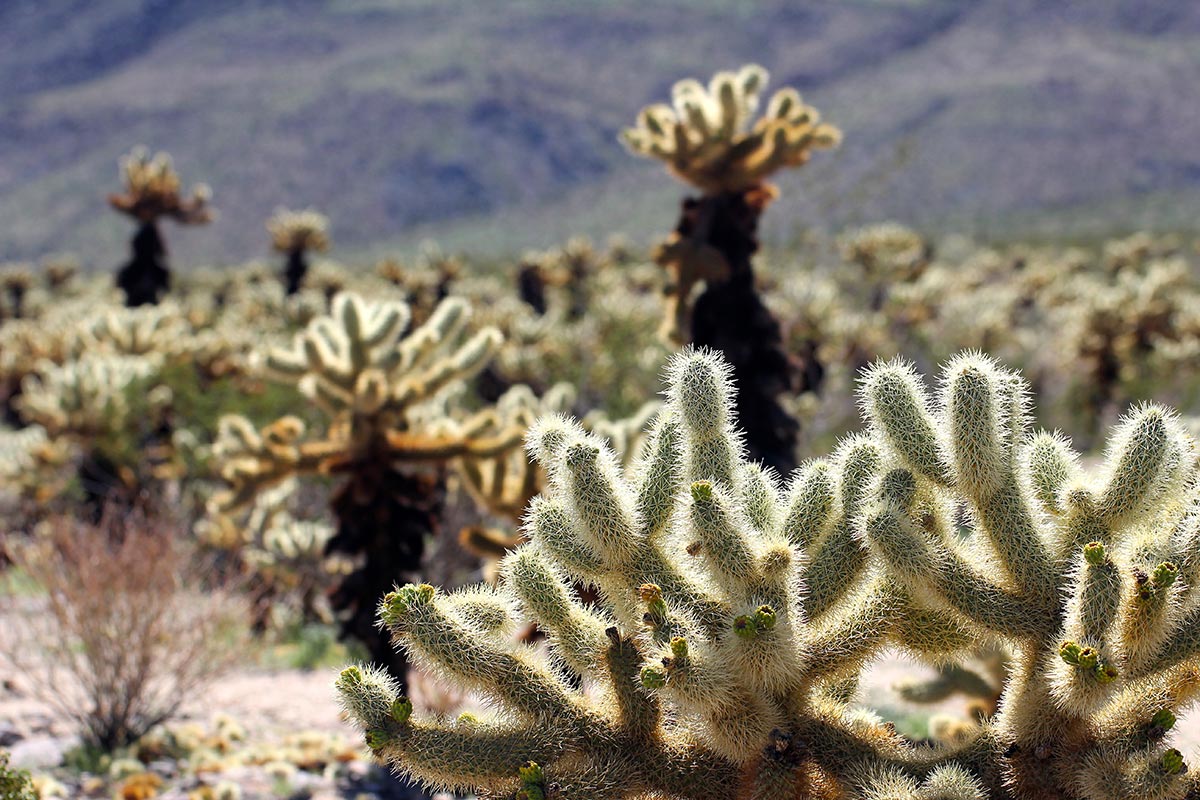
[
  {"xmin": 641, "ymin": 665, "xmax": 668, "ymax": 689},
  {"xmin": 670, "ymin": 636, "xmax": 689, "ymax": 659},
  {"xmin": 1152, "ymin": 561, "xmax": 1178, "ymax": 588},
  {"xmin": 381, "ymin": 583, "xmax": 436, "ymax": 627},
  {"xmin": 364, "ymin": 729, "xmax": 390, "ymax": 753},
  {"xmin": 733, "ymin": 614, "xmax": 758, "ymax": 639},
  {"xmin": 1160, "ymin": 748, "xmax": 1186, "ymax": 775},
  {"xmin": 1083, "ymin": 541, "xmax": 1107, "ymax": 566},
  {"xmin": 1151, "ymin": 708, "xmax": 1177, "ymax": 732},
  {"xmin": 691, "ymin": 480, "xmax": 714, "ymax": 503},
  {"xmin": 390, "ymin": 697, "xmax": 413, "ymax": 724},
  {"xmin": 753, "ymin": 604, "xmax": 777, "ymax": 631},
  {"xmin": 1093, "ymin": 662, "xmax": 1118, "ymax": 683},
  {"xmin": 517, "ymin": 760, "xmax": 547, "ymax": 800},
  {"xmin": 1076, "ymin": 647, "xmax": 1099, "ymax": 670},
  {"xmin": 1060, "ymin": 640, "xmax": 1083, "ymax": 665}
]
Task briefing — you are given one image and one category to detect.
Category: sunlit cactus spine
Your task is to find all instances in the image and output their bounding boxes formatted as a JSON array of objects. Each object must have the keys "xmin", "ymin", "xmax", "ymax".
[
  {"xmin": 621, "ymin": 64, "xmax": 840, "ymax": 475},
  {"xmin": 212, "ymin": 291, "xmax": 539, "ymax": 679},
  {"xmin": 266, "ymin": 208, "xmax": 330, "ymax": 296},
  {"xmin": 108, "ymin": 147, "xmax": 214, "ymax": 307},
  {"xmin": 858, "ymin": 352, "xmax": 1200, "ymax": 799},
  {"xmin": 339, "ymin": 347, "xmax": 1200, "ymax": 799}
]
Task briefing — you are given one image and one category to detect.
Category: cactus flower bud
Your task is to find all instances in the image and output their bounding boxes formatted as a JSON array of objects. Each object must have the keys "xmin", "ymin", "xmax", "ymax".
[
  {"xmin": 1083, "ymin": 541, "xmax": 1106, "ymax": 566},
  {"xmin": 641, "ymin": 665, "xmax": 668, "ymax": 689},
  {"xmin": 390, "ymin": 697, "xmax": 413, "ymax": 724},
  {"xmin": 734, "ymin": 614, "xmax": 758, "ymax": 639},
  {"xmin": 1077, "ymin": 647, "xmax": 1099, "ymax": 670},
  {"xmin": 753, "ymin": 604, "xmax": 777, "ymax": 631},
  {"xmin": 1151, "ymin": 708, "xmax": 1177, "ymax": 732},
  {"xmin": 1152, "ymin": 561, "xmax": 1179, "ymax": 589},
  {"xmin": 670, "ymin": 636, "xmax": 689, "ymax": 659},
  {"xmin": 1161, "ymin": 748, "xmax": 1186, "ymax": 775}
]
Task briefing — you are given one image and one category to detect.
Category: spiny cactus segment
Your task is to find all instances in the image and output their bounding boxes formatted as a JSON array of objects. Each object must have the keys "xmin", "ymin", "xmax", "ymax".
[{"xmin": 339, "ymin": 347, "xmax": 1200, "ymax": 799}]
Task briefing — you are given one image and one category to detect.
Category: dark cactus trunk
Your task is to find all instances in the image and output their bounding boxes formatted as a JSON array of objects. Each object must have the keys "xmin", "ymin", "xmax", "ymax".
[
  {"xmin": 678, "ymin": 190, "xmax": 814, "ymax": 477},
  {"xmin": 283, "ymin": 249, "xmax": 309, "ymax": 296},
  {"xmin": 326, "ymin": 463, "xmax": 445, "ymax": 684},
  {"xmin": 117, "ymin": 222, "xmax": 170, "ymax": 307},
  {"xmin": 517, "ymin": 263, "xmax": 548, "ymax": 315}
]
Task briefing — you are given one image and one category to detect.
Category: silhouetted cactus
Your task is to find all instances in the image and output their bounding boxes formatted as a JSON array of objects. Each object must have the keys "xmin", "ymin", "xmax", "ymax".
[
  {"xmin": 622, "ymin": 65, "xmax": 840, "ymax": 474},
  {"xmin": 267, "ymin": 208, "xmax": 330, "ymax": 296},
  {"xmin": 109, "ymin": 147, "xmax": 213, "ymax": 307}
]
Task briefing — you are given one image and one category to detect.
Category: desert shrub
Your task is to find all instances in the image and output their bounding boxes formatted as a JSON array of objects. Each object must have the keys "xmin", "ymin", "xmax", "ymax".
[
  {"xmin": 0, "ymin": 751, "xmax": 37, "ymax": 800},
  {"xmin": 2, "ymin": 507, "xmax": 246, "ymax": 750}
]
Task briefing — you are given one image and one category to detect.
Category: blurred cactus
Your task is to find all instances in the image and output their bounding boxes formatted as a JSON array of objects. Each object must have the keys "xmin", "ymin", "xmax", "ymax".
[
  {"xmin": 266, "ymin": 208, "xmax": 330, "ymax": 296},
  {"xmin": 108, "ymin": 147, "xmax": 213, "ymax": 307},
  {"xmin": 339, "ymin": 347, "xmax": 1200, "ymax": 799},
  {"xmin": 0, "ymin": 264, "xmax": 35, "ymax": 322},
  {"xmin": 212, "ymin": 292, "xmax": 542, "ymax": 677},
  {"xmin": 622, "ymin": 65, "xmax": 840, "ymax": 474}
]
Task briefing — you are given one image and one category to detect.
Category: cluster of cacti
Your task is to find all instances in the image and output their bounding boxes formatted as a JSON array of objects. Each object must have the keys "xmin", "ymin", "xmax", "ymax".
[
  {"xmin": 623, "ymin": 65, "xmax": 841, "ymax": 476},
  {"xmin": 338, "ymin": 347, "xmax": 1200, "ymax": 800},
  {"xmin": 266, "ymin": 208, "xmax": 331, "ymax": 296}
]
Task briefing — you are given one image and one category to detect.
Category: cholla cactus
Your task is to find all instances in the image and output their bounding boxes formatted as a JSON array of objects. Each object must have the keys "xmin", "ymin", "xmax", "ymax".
[
  {"xmin": 838, "ymin": 223, "xmax": 931, "ymax": 310},
  {"xmin": 339, "ymin": 348, "xmax": 1200, "ymax": 799},
  {"xmin": 266, "ymin": 208, "xmax": 330, "ymax": 296},
  {"xmin": 0, "ymin": 264, "xmax": 34, "ymax": 321},
  {"xmin": 621, "ymin": 64, "xmax": 840, "ymax": 194},
  {"xmin": 212, "ymin": 291, "xmax": 541, "ymax": 676},
  {"xmin": 17, "ymin": 353, "xmax": 168, "ymax": 509},
  {"xmin": 108, "ymin": 147, "xmax": 214, "ymax": 307},
  {"xmin": 622, "ymin": 65, "xmax": 841, "ymax": 475}
]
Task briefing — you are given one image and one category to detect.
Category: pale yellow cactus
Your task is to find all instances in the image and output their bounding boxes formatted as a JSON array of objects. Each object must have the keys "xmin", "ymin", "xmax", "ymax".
[
  {"xmin": 621, "ymin": 64, "xmax": 841, "ymax": 194},
  {"xmin": 108, "ymin": 146, "xmax": 213, "ymax": 224},
  {"xmin": 266, "ymin": 208, "xmax": 330, "ymax": 254}
]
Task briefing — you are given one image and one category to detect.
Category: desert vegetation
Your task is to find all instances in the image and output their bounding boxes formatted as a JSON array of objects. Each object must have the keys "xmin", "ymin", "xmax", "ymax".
[{"xmin": 4, "ymin": 51, "xmax": 1200, "ymax": 800}]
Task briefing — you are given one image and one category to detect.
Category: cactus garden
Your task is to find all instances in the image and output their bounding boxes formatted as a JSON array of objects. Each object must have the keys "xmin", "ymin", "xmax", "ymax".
[{"xmin": 6, "ymin": 4, "xmax": 1200, "ymax": 799}]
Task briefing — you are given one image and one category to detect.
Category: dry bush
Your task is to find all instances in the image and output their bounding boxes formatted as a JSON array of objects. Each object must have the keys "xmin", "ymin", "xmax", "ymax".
[{"xmin": 3, "ymin": 508, "xmax": 247, "ymax": 750}]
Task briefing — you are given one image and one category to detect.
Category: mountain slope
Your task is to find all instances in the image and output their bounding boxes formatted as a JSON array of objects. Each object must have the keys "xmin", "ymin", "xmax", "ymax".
[{"xmin": 3, "ymin": 0, "xmax": 1200, "ymax": 267}]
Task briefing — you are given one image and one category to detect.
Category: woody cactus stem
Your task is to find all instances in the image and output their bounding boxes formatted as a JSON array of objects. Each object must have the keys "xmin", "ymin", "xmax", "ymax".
[
  {"xmin": 283, "ymin": 249, "xmax": 308, "ymax": 297},
  {"xmin": 117, "ymin": 221, "xmax": 170, "ymax": 308},
  {"xmin": 328, "ymin": 465, "xmax": 444, "ymax": 679},
  {"xmin": 678, "ymin": 187, "xmax": 802, "ymax": 475}
]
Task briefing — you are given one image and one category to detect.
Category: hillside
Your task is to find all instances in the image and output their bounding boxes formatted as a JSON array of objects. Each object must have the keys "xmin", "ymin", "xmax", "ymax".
[{"xmin": 4, "ymin": 0, "xmax": 1200, "ymax": 268}]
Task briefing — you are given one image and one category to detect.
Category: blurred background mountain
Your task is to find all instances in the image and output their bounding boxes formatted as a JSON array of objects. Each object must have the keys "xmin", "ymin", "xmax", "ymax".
[{"xmin": 4, "ymin": 0, "xmax": 1200, "ymax": 266}]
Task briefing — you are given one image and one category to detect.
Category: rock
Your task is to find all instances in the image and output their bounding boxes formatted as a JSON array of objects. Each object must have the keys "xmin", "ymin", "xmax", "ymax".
[
  {"xmin": 8, "ymin": 735, "xmax": 72, "ymax": 769},
  {"xmin": 0, "ymin": 721, "xmax": 21, "ymax": 747}
]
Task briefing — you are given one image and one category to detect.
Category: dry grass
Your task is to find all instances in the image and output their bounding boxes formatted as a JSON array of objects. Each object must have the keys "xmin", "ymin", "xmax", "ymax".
[{"xmin": 2, "ymin": 508, "xmax": 247, "ymax": 750}]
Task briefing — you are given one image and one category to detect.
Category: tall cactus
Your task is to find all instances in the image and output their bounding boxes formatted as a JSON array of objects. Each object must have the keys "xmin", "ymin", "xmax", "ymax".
[
  {"xmin": 622, "ymin": 65, "xmax": 840, "ymax": 474},
  {"xmin": 338, "ymin": 348, "xmax": 1200, "ymax": 799},
  {"xmin": 108, "ymin": 148, "xmax": 213, "ymax": 307},
  {"xmin": 266, "ymin": 208, "xmax": 330, "ymax": 296},
  {"xmin": 212, "ymin": 292, "xmax": 547, "ymax": 678}
]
